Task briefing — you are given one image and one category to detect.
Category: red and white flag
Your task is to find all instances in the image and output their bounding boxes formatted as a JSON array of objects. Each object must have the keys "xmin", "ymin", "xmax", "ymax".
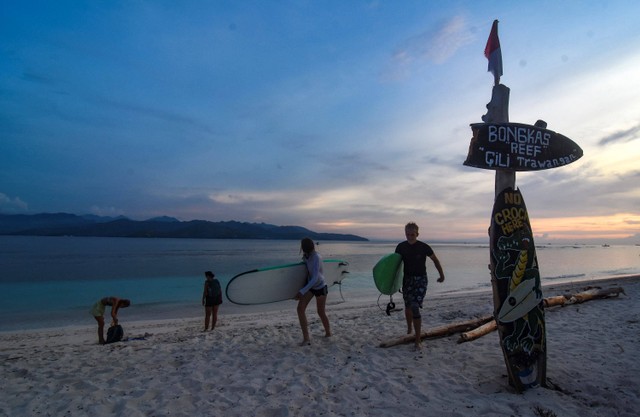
[{"xmin": 484, "ymin": 20, "xmax": 503, "ymax": 85}]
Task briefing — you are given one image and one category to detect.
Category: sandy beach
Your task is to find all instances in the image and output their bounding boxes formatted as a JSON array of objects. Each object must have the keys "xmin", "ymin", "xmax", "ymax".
[{"xmin": 1, "ymin": 275, "xmax": 638, "ymax": 417}]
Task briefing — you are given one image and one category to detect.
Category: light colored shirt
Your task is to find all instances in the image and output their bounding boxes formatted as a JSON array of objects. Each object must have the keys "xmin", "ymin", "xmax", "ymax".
[{"xmin": 299, "ymin": 251, "xmax": 326, "ymax": 295}]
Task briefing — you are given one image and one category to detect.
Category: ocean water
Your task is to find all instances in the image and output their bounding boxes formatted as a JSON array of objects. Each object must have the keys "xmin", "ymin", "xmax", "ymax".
[{"xmin": 1, "ymin": 236, "xmax": 638, "ymax": 331}]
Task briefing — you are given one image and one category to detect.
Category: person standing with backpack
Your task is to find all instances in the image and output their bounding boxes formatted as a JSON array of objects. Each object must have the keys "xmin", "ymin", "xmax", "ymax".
[{"xmin": 202, "ymin": 271, "xmax": 222, "ymax": 331}]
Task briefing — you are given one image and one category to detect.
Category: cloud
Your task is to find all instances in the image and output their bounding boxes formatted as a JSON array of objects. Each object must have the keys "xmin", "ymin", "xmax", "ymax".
[
  {"xmin": 0, "ymin": 193, "xmax": 29, "ymax": 213},
  {"xmin": 598, "ymin": 123, "xmax": 640, "ymax": 146},
  {"xmin": 3, "ymin": 2, "xmax": 639, "ymax": 243},
  {"xmin": 387, "ymin": 15, "xmax": 474, "ymax": 80}
]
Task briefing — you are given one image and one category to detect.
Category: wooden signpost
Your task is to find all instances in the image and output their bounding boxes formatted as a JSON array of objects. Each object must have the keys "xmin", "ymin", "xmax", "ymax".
[
  {"xmin": 465, "ymin": 20, "xmax": 583, "ymax": 392},
  {"xmin": 464, "ymin": 122, "xmax": 583, "ymax": 171}
]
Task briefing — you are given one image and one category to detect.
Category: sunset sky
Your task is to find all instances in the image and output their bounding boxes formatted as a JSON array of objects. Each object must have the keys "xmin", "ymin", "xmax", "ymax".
[{"xmin": 2, "ymin": 1, "xmax": 639, "ymax": 243}]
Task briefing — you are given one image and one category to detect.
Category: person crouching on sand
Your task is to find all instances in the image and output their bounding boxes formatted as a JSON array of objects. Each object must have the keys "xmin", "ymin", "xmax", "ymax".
[
  {"xmin": 295, "ymin": 237, "xmax": 331, "ymax": 346},
  {"xmin": 90, "ymin": 297, "xmax": 131, "ymax": 345}
]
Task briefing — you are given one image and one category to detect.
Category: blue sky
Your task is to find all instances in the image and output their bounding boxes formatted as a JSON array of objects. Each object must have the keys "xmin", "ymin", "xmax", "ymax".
[{"xmin": 1, "ymin": 1, "xmax": 639, "ymax": 242}]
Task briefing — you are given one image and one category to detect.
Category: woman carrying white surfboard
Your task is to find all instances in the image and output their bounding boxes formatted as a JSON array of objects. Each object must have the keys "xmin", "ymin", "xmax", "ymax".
[{"xmin": 295, "ymin": 238, "xmax": 331, "ymax": 346}]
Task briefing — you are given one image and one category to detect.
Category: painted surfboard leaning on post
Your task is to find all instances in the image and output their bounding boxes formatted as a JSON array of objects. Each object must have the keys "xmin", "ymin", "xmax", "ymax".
[
  {"xmin": 463, "ymin": 20, "xmax": 583, "ymax": 393},
  {"xmin": 490, "ymin": 187, "xmax": 546, "ymax": 390}
]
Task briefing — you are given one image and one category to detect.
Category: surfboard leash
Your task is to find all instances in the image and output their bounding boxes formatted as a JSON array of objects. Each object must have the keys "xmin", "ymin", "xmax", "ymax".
[
  {"xmin": 377, "ymin": 293, "xmax": 399, "ymax": 316},
  {"xmin": 385, "ymin": 298, "xmax": 396, "ymax": 316},
  {"xmin": 332, "ymin": 280, "xmax": 346, "ymax": 302}
]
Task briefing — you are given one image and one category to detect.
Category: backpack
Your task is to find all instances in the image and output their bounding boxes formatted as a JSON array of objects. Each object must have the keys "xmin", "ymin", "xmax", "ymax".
[
  {"xmin": 207, "ymin": 279, "xmax": 222, "ymax": 303},
  {"xmin": 105, "ymin": 324, "xmax": 124, "ymax": 344}
]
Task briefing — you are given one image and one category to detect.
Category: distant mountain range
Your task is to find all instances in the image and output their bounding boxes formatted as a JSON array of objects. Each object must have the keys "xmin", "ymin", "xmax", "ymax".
[{"xmin": 0, "ymin": 213, "xmax": 368, "ymax": 241}]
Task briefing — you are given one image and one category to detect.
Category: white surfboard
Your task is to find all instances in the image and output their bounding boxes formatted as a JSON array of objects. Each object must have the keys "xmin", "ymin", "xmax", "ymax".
[
  {"xmin": 497, "ymin": 278, "xmax": 542, "ymax": 323},
  {"xmin": 225, "ymin": 259, "xmax": 349, "ymax": 305}
]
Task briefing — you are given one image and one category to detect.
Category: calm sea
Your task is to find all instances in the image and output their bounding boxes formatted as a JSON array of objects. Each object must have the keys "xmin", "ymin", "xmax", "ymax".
[{"xmin": 1, "ymin": 236, "xmax": 638, "ymax": 331}]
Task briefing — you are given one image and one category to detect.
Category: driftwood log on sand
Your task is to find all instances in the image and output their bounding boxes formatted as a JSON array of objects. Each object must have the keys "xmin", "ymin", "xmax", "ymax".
[
  {"xmin": 543, "ymin": 287, "xmax": 626, "ymax": 308},
  {"xmin": 379, "ymin": 315, "xmax": 493, "ymax": 348},
  {"xmin": 563, "ymin": 286, "xmax": 625, "ymax": 303},
  {"xmin": 457, "ymin": 320, "xmax": 498, "ymax": 343},
  {"xmin": 543, "ymin": 295, "xmax": 567, "ymax": 308},
  {"xmin": 456, "ymin": 286, "xmax": 627, "ymax": 344},
  {"xmin": 379, "ymin": 286, "xmax": 626, "ymax": 348}
]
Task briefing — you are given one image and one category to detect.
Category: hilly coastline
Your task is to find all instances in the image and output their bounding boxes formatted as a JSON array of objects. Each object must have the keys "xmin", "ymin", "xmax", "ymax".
[{"xmin": 0, "ymin": 213, "xmax": 367, "ymax": 241}]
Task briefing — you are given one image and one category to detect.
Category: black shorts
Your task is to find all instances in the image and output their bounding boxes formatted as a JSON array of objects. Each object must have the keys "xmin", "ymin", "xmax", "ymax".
[
  {"xmin": 310, "ymin": 285, "xmax": 328, "ymax": 297},
  {"xmin": 205, "ymin": 296, "xmax": 222, "ymax": 307}
]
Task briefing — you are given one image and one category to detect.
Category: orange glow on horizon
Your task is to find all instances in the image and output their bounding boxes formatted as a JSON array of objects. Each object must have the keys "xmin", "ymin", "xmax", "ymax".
[
  {"xmin": 315, "ymin": 213, "xmax": 640, "ymax": 242},
  {"xmin": 530, "ymin": 213, "xmax": 640, "ymax": 239}
]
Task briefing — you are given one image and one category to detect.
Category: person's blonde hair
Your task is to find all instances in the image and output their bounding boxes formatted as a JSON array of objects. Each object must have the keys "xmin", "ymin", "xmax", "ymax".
[{"xmin": 405, "ymin": 222, "xmax": 419, "ymax": 232}]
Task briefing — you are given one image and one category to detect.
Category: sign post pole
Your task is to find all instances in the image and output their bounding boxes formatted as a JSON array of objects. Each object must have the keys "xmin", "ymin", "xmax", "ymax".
[
  {"xmin": 464, "ymin": 20, "xmax": 582, "ymax": 392},
  {"xmin": 482, "ymin": 84, "xmax": 514, "ymax": 195}
]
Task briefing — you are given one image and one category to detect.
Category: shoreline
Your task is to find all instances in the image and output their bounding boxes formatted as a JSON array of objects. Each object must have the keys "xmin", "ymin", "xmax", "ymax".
[
  {"xmin": 2, "ymin": 274, "xmax": 638, "ymax": 335},
  {"xmin": 1, "ymin": 275, "xmax": 638, "ymax": 416}
]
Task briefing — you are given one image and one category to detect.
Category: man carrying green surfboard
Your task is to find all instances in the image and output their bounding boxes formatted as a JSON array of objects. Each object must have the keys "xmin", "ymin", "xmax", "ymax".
[{"xmin": 395, "ymin": 222, "xmax": 446, "ymax": 351}]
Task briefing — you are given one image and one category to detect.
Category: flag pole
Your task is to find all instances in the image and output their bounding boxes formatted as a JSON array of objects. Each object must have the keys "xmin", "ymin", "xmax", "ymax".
[
  {"xmin": 482, "ymin": 20, "xmax": 513, "ymax": 193},
  {"xmin": 482, "ymin": 21, "xmax": 548, "ymax": 391},
  {"xmin": 483, "ymin": 22, "xmax": 518, "ymax": 388}
]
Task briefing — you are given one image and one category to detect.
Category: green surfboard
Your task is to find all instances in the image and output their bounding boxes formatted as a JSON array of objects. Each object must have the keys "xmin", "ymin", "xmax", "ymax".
[{"xmin": 373, "ymin": 253, "xmax": 403, "ymax": 295}]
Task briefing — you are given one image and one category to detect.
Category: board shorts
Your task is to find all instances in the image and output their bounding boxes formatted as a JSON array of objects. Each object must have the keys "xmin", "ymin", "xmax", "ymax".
[
  {"xmin": 90, "ymin": 300, "xmax": 106, "ymax": 317},
  {"xmin": 204, "ymin": 296, "xmax": 222, "ymax": 307},
  {"xmin": 402, "ymin": 275, "xmax": 428, "ymax": 308},
  {"xmin": 310, "ymin": 285, "xmax": 328, "ymax": 297}
]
